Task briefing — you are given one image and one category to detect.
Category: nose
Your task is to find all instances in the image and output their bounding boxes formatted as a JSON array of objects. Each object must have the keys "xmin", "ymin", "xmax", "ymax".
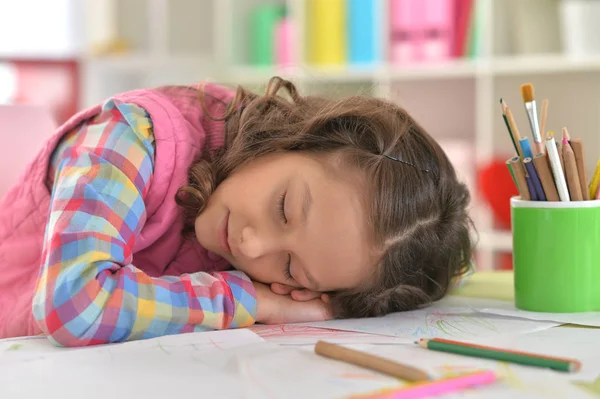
[{"xmin": 238, "ymin": 226, "xmax": 273, "ymax": 259}]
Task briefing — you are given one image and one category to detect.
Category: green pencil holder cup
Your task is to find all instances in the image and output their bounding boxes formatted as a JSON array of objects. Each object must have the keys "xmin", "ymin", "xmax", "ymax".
[{"xmin": 511, "ymin": 197, "xmax": 600, "ymax": 313}]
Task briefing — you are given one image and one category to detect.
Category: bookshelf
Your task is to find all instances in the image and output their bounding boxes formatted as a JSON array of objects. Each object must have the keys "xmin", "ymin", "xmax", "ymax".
[{"xmin": 7, "ymin": 0, "xmax": 600, "ymax": 270}]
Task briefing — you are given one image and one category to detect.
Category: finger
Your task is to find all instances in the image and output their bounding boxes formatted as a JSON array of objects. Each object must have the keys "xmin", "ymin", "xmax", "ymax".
[
  {"xmin": 270, "ymin": 283, "xmax": 294, "ymax": 295},
  {"xmin": 321, "ymin": 293, "xmax": 330, "ymax": 303},
  {"xmin": 285, "ymin": 299, "xmax": 332, "ymax": 323},
  {"xmin": 305, "ymin": 299, "xmax": 332, "ymax": 322},
  {"xmin": 291, "ymin": 289, "xmax": 322, "ymax": 302}
]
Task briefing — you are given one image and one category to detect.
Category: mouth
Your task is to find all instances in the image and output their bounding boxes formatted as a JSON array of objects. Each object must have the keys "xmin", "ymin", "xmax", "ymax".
[{"xmin": 219, "ymin": 210, "xmax": 231, "ymax": 254}]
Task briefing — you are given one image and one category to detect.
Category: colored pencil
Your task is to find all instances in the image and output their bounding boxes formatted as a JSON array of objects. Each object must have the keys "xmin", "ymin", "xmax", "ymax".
[
  {"xmin": 418, "ymin": 339, "xmax": 581, "ymax": 372},
  {"xmin": 505, "ymin": 106, "xmax": 524, "ymax": 159},
  {"xmin": 524, "ymin": 157, "xmax": 546, "ymax": 201},
  {"xmin": 540, "ymin": 98, "xmax": 549, "ymax": 142},
  {"xmin": 562, "ymin": 131, "xmax": 583, "ymax": 201},
  {"xmin": 546, "ymin": 133, "xmax": 570, "ymax": 201},
  {"xmin": 519, "ymin": 137, "xmax": 534, "ymax": 159},
  {"xmin": 589, "ymin": 159, "xmax": 600, "ymax": 200},
  {"xmin": 557, "ymin": 142, "xmax": 565, "ymax": 174},
  {"xmin": 500, "ymin": 98, "xmax": 520, "ymax": 157},
  {"xmin": 507, "ymin": 156, "xmax": 530, "ymax": 200},
  {"xmin": 314, "ymin": 341, "xmax": 430, "ymax": 382},
  {"xmin": 532, "ymin": 153, "xmax": 559, "ymax": 201},
  {"xmin": 570, "ymin": 138, "xmax": 589, "ymax": 200},
  {"xmin": 348, "ymin": 371, "xmax": 497, "ymax": 399}
]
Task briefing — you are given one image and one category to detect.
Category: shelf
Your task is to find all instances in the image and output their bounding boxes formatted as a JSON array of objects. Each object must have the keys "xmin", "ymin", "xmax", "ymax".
[
  {"xmin": 224, "ymin": 54, "xmax": 600, "ymax": 84},
  {"xmin": 82, "ymin": 53, "xmax": 214, "ymax": 72},
  {"xmin": 491, "ymin": 54, "xmax": 600, "ymax": 76},
  {"xmin": 0, "ymin": 51, "xmax": 81, "ymax": 61},
  {"xmin": 226, "ymin": 59, "xmax": 480, "ymax": 83}
]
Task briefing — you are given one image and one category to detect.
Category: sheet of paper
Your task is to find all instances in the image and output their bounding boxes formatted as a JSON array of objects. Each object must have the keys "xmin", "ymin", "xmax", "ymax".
[
  {"xmin": 468, "ymin": 326, "xmax": 600, "ymax": 382},
  {"xmin": 249, "ymin": 325, "xmax": 406, "ymax": 345},
  {"xmin": 465, "ymin": 297, "xmax": 600, "ymax": 327},
  {"xmin": 298, "ymin": 296, "xmax": 559, "ymax": 342},
  {"xmin": 0, "ymin": 329, "xmax": 266, "ymax": 399},
  {"xmin": 240, "ymin": 345, "xmax": 597, "ymax": 399},
  {"xmin": 0, "ymin": 328, "xmax": 265, "ymax": 363}
]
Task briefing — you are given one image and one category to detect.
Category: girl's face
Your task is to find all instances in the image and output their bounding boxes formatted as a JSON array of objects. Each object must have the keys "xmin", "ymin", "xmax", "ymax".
[{"xmin": 194, "ymin": 152, "xmax": 376, "ymax": 293}]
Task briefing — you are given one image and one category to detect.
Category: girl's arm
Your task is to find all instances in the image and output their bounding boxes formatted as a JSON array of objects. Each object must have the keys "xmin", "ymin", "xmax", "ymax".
[{"xmin": 32, "ymin": 99, "xmax": 257, "ymax": 347}]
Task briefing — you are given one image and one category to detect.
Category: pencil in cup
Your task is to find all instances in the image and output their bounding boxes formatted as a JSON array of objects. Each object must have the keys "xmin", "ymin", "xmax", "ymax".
[
  {"xmin": 418, "ymin": 338, "xmax": 582, "ymax": 373},
  {"xmin": 314, "ymin": 341, "xmax": 430, "ymax": 381},
  {"xmin": 519, "ymin": 137, "xmax": 534, "ymax": 160},
  {"xmin": 570, "ymin": 138, "xmax": 590, "ymax": 200},
  {"xmin": 523, "ymin": 157, "xmax": 546, "ymax": 201},
  {"xmin": 500, "ymin": 100, "xmax": 520, "ymax": 157},
  {"xmin": 506, "ymin": 156, "xmax": 531, "ymax": 201},
  {"xmin": 546, "ymin": 133, "xmax": 570, "ymax": 201},
  {"xmin": 562, "ymin": 138, "xmax": 583, "ymax": 201},
  {"xmin": 590, "ymin": 160, "xmax": 600, "ymax": 199},
  {"xmin": 347, "ymin": 370, "xmax": 498, "ymax": 399},
  {"xmin": 532, "ymin": 153, "xmax": 559, "ymax": 201},
  {"xmin": 504, "ymin": 105, "xmax": 524, "ymax": 159}
]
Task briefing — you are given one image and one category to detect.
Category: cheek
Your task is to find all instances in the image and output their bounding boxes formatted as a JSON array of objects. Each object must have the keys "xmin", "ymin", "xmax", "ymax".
[{"xmin": 232, "ymin": 260, "xmax": 279, "ymax": 284}]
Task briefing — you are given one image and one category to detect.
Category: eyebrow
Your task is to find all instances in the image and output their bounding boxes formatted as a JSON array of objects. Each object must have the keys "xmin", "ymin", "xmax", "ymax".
[{"xmin": 301, "ymin": 181, "xmax": 312, "ymax": 224}]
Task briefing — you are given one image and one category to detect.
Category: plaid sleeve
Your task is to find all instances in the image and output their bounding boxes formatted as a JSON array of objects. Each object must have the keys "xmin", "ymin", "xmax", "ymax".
[{"xmin": 32, "ymin": 99, "xmax": 257, "ymax": 347}]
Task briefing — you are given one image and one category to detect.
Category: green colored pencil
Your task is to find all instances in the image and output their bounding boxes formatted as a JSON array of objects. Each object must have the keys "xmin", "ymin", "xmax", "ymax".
[
  {"xmin": 418, "ymin": 338, "xmax": 581, "ymax": 373},
  {"xmin": 500, "ymin": 98, "xmax": 521, "ymax": 157},
  {"xmin": 505, "ymin": 158, "xmax": 518, "ymax": 191}
]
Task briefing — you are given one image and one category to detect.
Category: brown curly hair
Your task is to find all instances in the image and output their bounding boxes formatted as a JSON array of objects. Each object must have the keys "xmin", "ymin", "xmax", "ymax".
[{"xmin": 175, "ymin": 76, "xmax": 474, "ymax": 319}]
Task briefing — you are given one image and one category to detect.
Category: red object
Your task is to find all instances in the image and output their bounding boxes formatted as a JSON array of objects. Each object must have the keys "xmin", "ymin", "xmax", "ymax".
[
  {"xmin": 3, "ymin": 59, "xmax": 79, "ymax": 125},
  {"xmin": 477, "ymin": 158, "xmax": 519, "ymax": 230},
  {"xmin": 453, "ymin": 0, "xmax": 473, "ymax": 57},
  {"xmin": 497, "ymin": 253, "xmax": 513, "ymax": 270}
]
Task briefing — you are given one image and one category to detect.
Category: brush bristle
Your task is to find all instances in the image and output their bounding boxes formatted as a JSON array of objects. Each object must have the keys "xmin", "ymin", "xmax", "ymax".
[{"xmin": 521, "ymin": 83, "xmax": 534, "ymax": 103}]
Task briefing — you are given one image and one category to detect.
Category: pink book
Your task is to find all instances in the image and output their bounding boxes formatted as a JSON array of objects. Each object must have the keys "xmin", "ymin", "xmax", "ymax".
[
  {"xmin": 422, "ymin": 0, "xmax": 455, "ymax": 61},
  {"xmin": 453, "ymin": 0, "xmax": 473, "ymax": 57},
  {"xmin": 390, "ymin": 0, "xmax": 422, "ymax": 64},
  {"xmin": 275, "ymin": 18, "xmax": 295, "ymax": 67}
]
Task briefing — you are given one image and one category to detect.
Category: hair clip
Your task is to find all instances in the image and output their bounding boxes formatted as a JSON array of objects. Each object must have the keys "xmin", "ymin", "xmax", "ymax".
[{"xmin": 383, "ymin": 154, "xmax": 430, "ymax": 172}]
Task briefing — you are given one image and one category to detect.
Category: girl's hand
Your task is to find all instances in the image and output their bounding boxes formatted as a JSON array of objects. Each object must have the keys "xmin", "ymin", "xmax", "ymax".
[
  {"xmin": 254, "ymin": 282, "xmax": 331, "ymax": 325},
  {"xmin": 270, "ymin": 282, "xmax": 330, "ymax": 303}
]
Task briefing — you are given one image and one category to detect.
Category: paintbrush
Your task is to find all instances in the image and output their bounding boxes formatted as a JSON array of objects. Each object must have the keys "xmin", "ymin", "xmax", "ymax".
[{"xmin": 521, "ymin": 83, "xmax": 543, "ymax": 155}]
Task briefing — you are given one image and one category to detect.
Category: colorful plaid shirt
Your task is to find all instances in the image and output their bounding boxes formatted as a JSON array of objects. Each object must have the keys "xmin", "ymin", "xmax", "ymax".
[{"xmin": 33, "ymin": 99, "xmax": 257, "ymax": 346}]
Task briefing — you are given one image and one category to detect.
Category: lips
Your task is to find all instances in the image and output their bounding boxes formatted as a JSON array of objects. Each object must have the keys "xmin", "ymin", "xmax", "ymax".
[{"xmin": 219, "ymin": 210, "xmax": 231, "ymax": 254}]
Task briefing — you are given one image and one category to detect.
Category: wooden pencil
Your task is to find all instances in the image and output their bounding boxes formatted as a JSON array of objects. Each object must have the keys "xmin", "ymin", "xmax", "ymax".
[
  {"xmin": 540, "ymin": 98, "xmax": 549, "ymax": 142},
  {"xmin": 505, "ymin": 106, "xmax": 524, "ymax": 160},
  {"xmin": 418, "ymin": 338, "xmax": 581, "ymax": 373},
  {"xmin": 500, "ymin": 99, "xmax": 520, "ymax": 157},
  {"xmin": 507, "ymin": 156, "xmax": 530, "ymax": 200},
  {"xmin": 532, "ymin": 153, "xmax": 559, "ymax": 201},
  {"xmin": 314, "ymin": 341, "xmax": 430, "ymax": 382},
  {"xmin": 562, "ymin": 132, "xmax": 583, "ymax": 201},
  {"xmin": 570, "ymin": 138, "xmax": 590, "ymax": 200}
]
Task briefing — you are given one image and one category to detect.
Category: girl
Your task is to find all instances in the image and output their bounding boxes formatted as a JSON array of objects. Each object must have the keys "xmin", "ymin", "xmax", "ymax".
[{"xmin": 0, "ymin": 77, "xmax": 473, "ymax": 347}]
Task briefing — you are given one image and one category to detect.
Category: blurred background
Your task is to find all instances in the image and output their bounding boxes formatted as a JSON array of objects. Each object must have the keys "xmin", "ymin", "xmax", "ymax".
[{"xmin": 1, "ymin": 0, "xmax": 600, "ymax": 271}]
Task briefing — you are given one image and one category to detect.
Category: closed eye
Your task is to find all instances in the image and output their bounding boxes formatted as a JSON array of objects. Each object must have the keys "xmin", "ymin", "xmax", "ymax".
[
  {"xmin": 284, "ymin": 254, "xmax": 293, "ymax": 282},
  {"xmin": 278, "ymin": 192, "xmax": 288, "ymax": 223}
]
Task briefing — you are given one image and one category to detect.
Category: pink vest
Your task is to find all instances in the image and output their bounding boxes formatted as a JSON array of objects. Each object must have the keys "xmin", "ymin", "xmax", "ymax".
[{"xmin": 0, "ymin": 84, "xmax": 233, "ymax": 338}]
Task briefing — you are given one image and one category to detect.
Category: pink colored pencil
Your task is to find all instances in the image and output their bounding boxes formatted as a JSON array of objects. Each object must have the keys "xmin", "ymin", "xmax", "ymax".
[{"xmin": 348, "ymin": 370, "xmax": 497, "ymax": 399}]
